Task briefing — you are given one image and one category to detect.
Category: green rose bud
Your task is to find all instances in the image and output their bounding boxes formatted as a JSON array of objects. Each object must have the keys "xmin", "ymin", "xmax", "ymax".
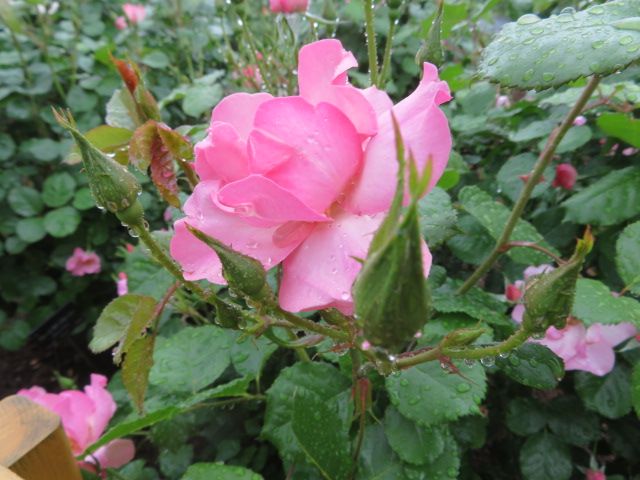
[
  {"xmin": 185, "ymin": 224, "xmax": 272, "ymax": 302},
  {"xmin": 53, "ymin": 109, "xmax": 143, "ymax": 226},
  {"xmin": 522, "ymin": 230, "xmax": 594, "ymax": 334},
  {"xmin": 441, "ymin": 326, "xmax": 487, "ymax": 350},
  {"xmin": 416, "ymin": 0, "xmax": 444, "ymax": 68}
]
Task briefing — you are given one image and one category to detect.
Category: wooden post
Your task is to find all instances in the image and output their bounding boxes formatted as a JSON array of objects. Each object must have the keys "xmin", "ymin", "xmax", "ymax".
[{"xmin": 0, "ymin": 395, "xmax": 82, "ymax": 480}]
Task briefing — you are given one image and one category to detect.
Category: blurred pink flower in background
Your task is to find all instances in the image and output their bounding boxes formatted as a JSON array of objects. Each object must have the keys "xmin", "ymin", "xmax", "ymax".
[
  {"xmin": 622, "ymin": 147, "xmax": 638, "ymax": 156},
  {"xmin": 509, "ymin": 265, "xmax": 636, "ymax": 376},
  {"xmin": 170, "ymin": 39, "xmax": 452, "ymax": 314},
  {"xmin": 495, "ymin": 95, "xmax": 511, "ymax": 108},
  {"xmin": 573, "ymin": 115, "xmax": 587, "ymax": 126},
  {"xmin": 586, "ymin": 470, "xmax": 606, "ymax": 480},
  {"xmin": 122, "ymin": 3, "xmax": 146, "ymax": 24},
  {"xmin": 114, "ymin": 16, "xmax": 127, "ymax": 30},
  {"xmin": 117, "ymin": 272, "xmax": 128, "ymax": 296},
  {"xmin": 552, "ymin": 163, "xmax": 577, "ymax": 190},
  {"xmin": 269, "ymin": 0, "xmax": 309, "ymax": 13},
  {"xmin": 65, "ymin": 248, "xmax": 101, "ymax": 276},
  {"xmin": 18, "ymin": 374, "xmax": 135, "ymax": 471}
]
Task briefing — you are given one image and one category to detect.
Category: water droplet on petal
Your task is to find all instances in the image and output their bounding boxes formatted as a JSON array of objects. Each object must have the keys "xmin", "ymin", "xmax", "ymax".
[{"xmin": 517, "ymin": 13, "xmax": 541, "ymax": 25}]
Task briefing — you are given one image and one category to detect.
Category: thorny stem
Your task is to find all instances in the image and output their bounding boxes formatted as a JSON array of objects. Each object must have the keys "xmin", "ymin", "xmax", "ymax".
[
  {"xmin": 457, "ymin": 75, "xmax": 601, "ymax": 295},
  {"xmin": 500, "ymin": 241, "xmax": 565, "ymax": 265},
  {"xmin": 363, "ymin": 0, "xmax": 379, "ymax": 86},
  {"xmin": 378, "ymin": 18, "xmax": 396, "ymax": 87},
  {"xmin": 350, "ymin": 350, "xmax": 366, "ymax": 478},
  {"xmin": 394, "ymin": 327, "xmax": 530, "ymax": 369}
]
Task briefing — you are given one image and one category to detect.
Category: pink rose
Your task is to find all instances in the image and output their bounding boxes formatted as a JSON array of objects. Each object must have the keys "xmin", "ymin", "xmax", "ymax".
[
  {"xmin": 122, "ymin": 4, "xmax": 146, "ymax": 24},
  {"xmin": 586, "ymin": 470, "xmax": 606, "ymax": 480},
  {"xmin": 510, "ymin": 265, "xmax": 637, "ymax": 376},
  {"xmin": 269, "ymin": 0, "xmax": 308, "ymax": 13},
  {"xmin": 66, "ymin": 248, "xmax": 101, "ymax": 276},
  {"xmin": 170, "ymin": 39, "xmax": 452, "ymax": 314},
  {"xmin": 573, "ymin": 115, "xmax": 587, "ymax": 127},
  {"xmin": 114, "ymin": 16, "xmax": 127, "ymax": 30},
  {"xmin": 552, "ymin": 163, "xmax": 577, "ymax": 190},
  {"xmin": 117, "ymin": 272, "xmax": 128, "ymax": 296},
  {"xmin": 505, "ymin": 283, "xmax": 522, "ymax": 302},
  {"xmin": 18, "ymin": 374, "xmax": 135, "ymax": 471}
]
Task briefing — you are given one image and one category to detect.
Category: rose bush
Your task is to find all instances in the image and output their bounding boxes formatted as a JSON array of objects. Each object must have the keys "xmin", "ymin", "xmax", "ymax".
[{"xmin": 170, "ymin": 39, "xmax": 452, "ymax": 314}]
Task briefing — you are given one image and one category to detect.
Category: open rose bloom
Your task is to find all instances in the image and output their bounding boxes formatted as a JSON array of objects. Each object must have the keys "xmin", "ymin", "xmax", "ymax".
[
  {"xmin": 509, "ymin": 265, "xmax": 636, "ymax": 376},
  {"xmin": 18, "ymin": 374, "xmax": 134, "ymax": 472},
  {"xmin": 65, "ymin": 247, "xmax": 101, "ymax": 276},
  {"xmin": 170, "ymin": 39, "xmax": 452, "ymax": 314}
]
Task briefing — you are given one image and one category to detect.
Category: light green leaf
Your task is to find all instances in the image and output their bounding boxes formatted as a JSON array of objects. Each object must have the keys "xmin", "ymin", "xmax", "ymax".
[
  {"xmin": 181, "ymin": 463, "xmax": 263, "ymax": 480},
  {"xmin": 292, "ymin": 391, "xmax": 351, "ymax": 480},
  {"xmin": 263, "ymin": 363, "xmax": 351, "ymax": 462},
  {"xmin": 597, "ymin": 112, "xmax": 640, "ymax": 148},
  {"xmin": 149, "ymin": 326, "xmax": 231, "ymax": 394},
  {"xmin": 519, "ymin": 432, "xmax": 572, "ymax": 480},
  {"xmin": 43, "ymin": 206, "xmax": 81, "ymax": 238},
  {"xmin": 563, "ymin": 166, "xmax": 640, "ymax": 226},
  {"xmin": 386, "ymin": 358, "xmax": 486, "ymax": 426},
  {"xmin": 572, "ymin": 278, "xmax": 640, "ymax": 327},
  {"xmin": 459, "ymin": 186, "xmax": 559, "ymax": 265},
  {"xmin": 182, "ymin": 84, "xmax": 223, "ymax": 118},
  {"xmin": 142, "ymin": 50, "xmax": 170, "ymax": 69},
  {"xmin": 8, "ymin": 187, "xmax": 43, "ymax": 217},
  {"xmin": 42, "ymin": 172, "xmax": 77, "ymax": 207},
  {"xmin": 575, "ymin": 364, "xmax": 632, "ymax": 419},
  {"xmin": 497, "ymin": 153, "xmax": 553, "ymax": 203},
  {"xmin": 15, "ymin": 217, "xmax": 45, "ymax": 243},
  {"xmin": 495, "ymin": 343, "xmax": 564, "ymax": 390},
  {"xmin": 616, "ymin": 221, "xmax": 640, "ymax": 295},
  {"xmin": 480, "ymin": 1, "xmax": 640, "ymax": 89}
]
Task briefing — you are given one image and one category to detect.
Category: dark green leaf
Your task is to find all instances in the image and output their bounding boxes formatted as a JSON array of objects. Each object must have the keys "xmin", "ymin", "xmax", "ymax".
[
  {"xmin": 506, "ymin": 398, "xmax": 548, "ymax": 436},
  {"xmin": 42, "ymin": 172, "xmax": 77, "ymax": 207},
  {"xmin": 417, "ymin": 187, "xmax": 457, "ymax": 247},
  {"xmin": 563, "ymin": 166, "xmax": 640, "ymax": 226},
  {"xmin": 575, "ymin": 364, "xmax": 632, "ymax": 419},
  {"xmin": 519, "ymin": 432, "xmax": 572, "ymax": 480},
  {"xmin": 632, "ymin": 362, "xmax": 640, "ymax": 417},
  {"xmin": 15, "ymin": 217, "xmax": 46, "ymax": 243},
  {"xmin": 356, "ymin": 424, "xmax": 404, "ymax": 480},
  {"xmin": 480, "ymin": 1, "xmax": 640, "ymax": 89},
  {"xmin": 497, "ymin": 153, "xmax": 553, "ymax": 203},
  {"xmin": 548, "ymin": 396, "xmax": 600, "ymax": 446},
  {"xmin": 616, "ymin": 220, "xmax": 640, "ymax": 295},
  {"xmin": 181, "ymin": 463, "xmax": 263, "ymax": 480},
  {"xmin": 8, "ymin": 187, "xmax": 43, "ymax": 217},
  {"xmin": 572, "ymin": 278, "xmax": 640, "ymax": 327},
  {"xmin": 496, "ymin": 343, "xmax": 564, "ymax": 390},
  {"xmin": 43, "ymin": 206, "xmax": 81, "ymax": 238}
]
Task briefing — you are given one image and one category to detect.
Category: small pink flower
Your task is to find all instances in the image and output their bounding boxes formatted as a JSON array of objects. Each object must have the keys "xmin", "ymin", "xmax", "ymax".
[
  {"xmin": 170, "ymin": 39, "xmax": 452, "ymax": 314},
  {"xmin": 163, "ymin": 207, "xmax": 173, "ymax": 222},
  {"xmin": 495, "ymin": 95, "xmax": 511, "ymax": 108},
  {"xmin": 122, "ymin": 3, "xmax": 146, "ymax": 24},
  {"xmin": 573, "ymin": 115, "xmax": 587, "ymax": 127},
  {"xmin": 586, "ymin": 469, "xmax": 606, "ymax": 480},
  {"xmin": 66, "ymin": 248, "xmax": 101, "ymax": 277},
  {"xmin": 552, "ymin": 163, "xmax": 577, "ymax": 190},
  {"xmin": 361, "ymin": 340, "xmax": 372, "ymax": 351},
  {"xmin": 18, "ymin": 374, "xmax": 135, "ymax": 472},
  {"xmin": 269, "ymin": 0, "xmax": 309, "ymax": 13},
  {"xmin": 505, "ymin": 284, "xmax": 522, "ymax": 302},
  {"xmin": 622, "ymin": 147, "xmax": 638, "ymax": 156},
  {"xmin": 125, "ymin": 243, "xmax": 135, "ymax": 253},
  {"xmin": 117, "ymin": 272, "xmax": 128, "ymax": 296},
  {"xmin": 114, "ymin": 16, "xmax": 127, "ymax": 30}
]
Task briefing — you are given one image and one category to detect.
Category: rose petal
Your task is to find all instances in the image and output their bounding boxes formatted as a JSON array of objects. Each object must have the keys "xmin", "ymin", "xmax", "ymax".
[
  {"xmin": 565, "ymin": 342, "xmax": 616, "ymax": 376},
  {"xmin": 218, "ymin": 175, "xmax": 330, "ymax": 227},
  {"xmin": 210, "ymin": 92, "xmax": 273, "ymax": 140},
  {"xmin": 84, "ymin": 374, "xmax": 116, "ymax": 444},
  {"xmin": 586, "ymin": 322, "xmax": 636, "ymax": 347},
  {"xmin": 89, "ymin": 439, "xmax": 136, "ymax": 470},
  {"xmin": 170, "ymin": 181, "xmax": 307, "ymax": 283},
  {"xmin": 194, "ymin": 123, "xmax": 249, "ymax": 183},
  {"xmin": 250, "ymin": 98, "xmax": 362, "ymax": 213}
]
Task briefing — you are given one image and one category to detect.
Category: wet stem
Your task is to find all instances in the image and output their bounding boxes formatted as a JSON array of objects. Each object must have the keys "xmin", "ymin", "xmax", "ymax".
[
  {"xmin": 456, "ymin": 75, "xmax": 602, "ymax": 295},
  {"xmin": 363, "ymin": 0, "xmax": 379, "ymax": 86}
]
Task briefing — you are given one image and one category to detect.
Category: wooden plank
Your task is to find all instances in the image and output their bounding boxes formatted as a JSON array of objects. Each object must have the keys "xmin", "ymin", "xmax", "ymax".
[{"xmin": 0, "ymin": 395, "xmax": 82, "ymax": 480}]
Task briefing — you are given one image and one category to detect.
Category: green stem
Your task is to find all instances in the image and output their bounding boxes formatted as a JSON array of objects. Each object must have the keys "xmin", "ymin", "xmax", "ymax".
[
  {"xmin": 286, "ymin": 330, "xmax": 311, "ymax": 362},
  {"xmin": 363, "ymin": 0, "xmax": 379, "ymax": 86},
  {"xmin": 456, "ymin": 75, "xmax": 601, "ymax": 295},
  {"xmin": 271, "ymin": 306, "xmax": 350, "ymax": 342},
  {"xmin": 394, "ymin": 328, "xmax": 529, "ymax": 369},
  {"xmin": 239, "ymin": 13, "xmax": 278, "ymax": 94},
  {"xmin": 378, "ymin": 18, "xmax": 396, "ymax": 87}
]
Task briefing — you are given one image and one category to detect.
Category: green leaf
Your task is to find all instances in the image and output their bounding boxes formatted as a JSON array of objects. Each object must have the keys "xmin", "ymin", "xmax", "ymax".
[
  {"xmin": 446, "ymin": 215, "xmax": 495, "ymax": 265},
  {"xmin": 43, "ymin": 206, "xmax": 81, "ymax": 238},
  {"xmin": 432, "ymin": 279, "xmax": 511, "ymax": 327},
  {"xmin": 142, "ymin": 50, "xmax": 170, "ymax": 69},
  {"xmin": 0, "ymin": 133, "xmax": 15, "ymax": 162},
  {"xmin": 72, "ymin": 188, "xmax": 96, "ymax": 211},
  {"xmin": 459, "ymin": 186, "xmax": 558, "ymax": 265},
  {"xmin": 106, "ymin": 89, "xmax": 142, "ymax": 130},
  {"xmin": 508, "ymin": 119, "xmax": 556, "ymax": 143},
  {"xmin": 575, "ymin": 364, "xmax": 632, "ymax": 419},
  {"xmin": 547, "ymin": 396, "xmax": 600, "ymax": 446},
  {"xmin": 42, "ymin": 172, "xmax": 77, "ymax": 207},
  {"xmin": 417, "ymin": 187, "xmax": 457, "ymax": 247},
  {"xmin": 479, "ymin": 1, "xmax": 640, "ymax": 89},
  {"xmin": 15, "ymin": 217, "xmax": 46, "ymax": 243},
  {"xmin": 22, "ymin": 138, "xmax": 61, "ymax": 162},
  {"xmin": 292, "ymin": 391, "xmax": 351, "ymax": 480},
  {"xmin": 506, "ymin": 397, "xmax": 548, "ymax": 436},
  {"xmin": 65, "ymin": 125, "xmax": 132, "ymax": 166},
  {"xmin": 356, "ymin": 424, "xmax": 404, "ymax": 480},
  {"xmin": 597, "ymin": 112, "xmax": 640, "ymax": 148},
  {"xmin": 383, "ymin": 406, "xmax": 447, "ymax": 466},
  {"xmin": 400, "ymin": 429, "xmax": 461, "ymax": 480},
  {"xmin": 122, "ymin": 331, "xmax": 156, "ymax": 413},
  {"xmin": 90, "ymin": 294, "xmax": 157, "ymax": 353},
  {"xmin": 8, "ymin": 187, "xmax": 43, "ymax": 217},
  {"xmin": 181, "ymin": 463, "xmax": 263, "ymax": 480},
  {"xmin": 123, "ymin": 241, "xmax": 175, "ymax": 299},
  {"xmin": 182, "ymin": 84, "xmax": 223, "ymax": 118},
  {"xmin": 562, "ymin": 166, "xmax": 640, "ymax": 226},
  {"xmin": 572, "ymin": 278, "xmax": 640, "ymax": 327},
  {"xmin": 552, "ymin": 126, "xmax": 592, "ymax": 153},
  {"xmin": 519, "ymin": 432, "xmax": 572, "ymax": 480},
  {"xmin": 497, "ymin": 153, "xmax": 553, "ymax": 203},
  {"xmin": 67, "ymin": 86, "xmax": 98, "ymax": 113},
  {"xmin": 263, "ymin": 362, "xmax": 351, "ymax": 462},
  {"xmin": 495, "ymin": 343, "xmax": 564, "ymax": 390},
  {"xmin": 616, "ymin": 221, "xmax": 640, "ymax": 295},
  {"xmin": 229, "ymin": 331, "xmax": 277, "ymax": 379},
  {"xmin": 149, "ymin": 326, "xmax": 231, "ymax": 394},
  {"xmin": 386, "ymin": 359, "xmax": 486, "ymax": 426},
  {"xmin": 184, "ymin": 376, "xmax": 252, "ymax": 406}
]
